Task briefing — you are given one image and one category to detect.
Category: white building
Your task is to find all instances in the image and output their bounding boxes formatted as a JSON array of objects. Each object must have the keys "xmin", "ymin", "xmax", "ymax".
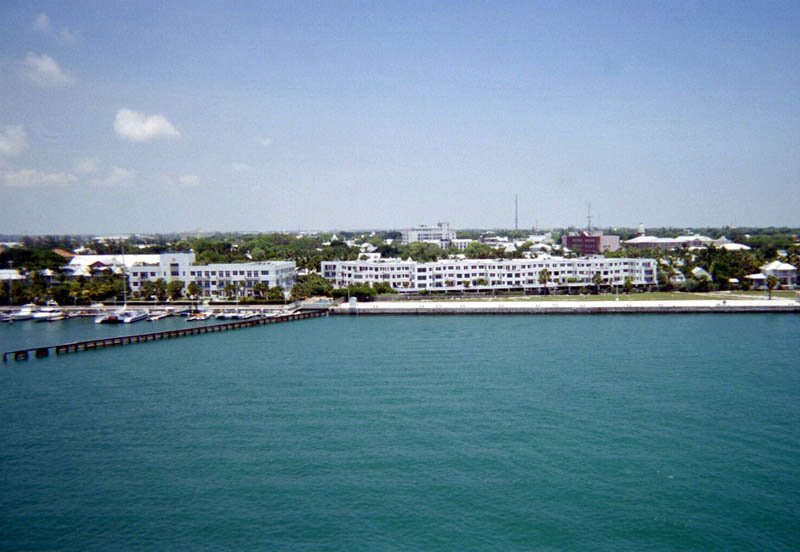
[
  {"xmin": 451, "ymin": 238, "xmax": 475, "ymax": 251},
  {"xmin": 759, "ymin": 260, "xmax": 797, "ymax": 288},
  {"xmin": 66, "ymin": 252, "xmax": 296, "ymax": 298},
  {"xmin": 65, "ymin": 254, "xmax": 162, "ymax": 277},
  {"xmin": 401, "ymin": 222, "xmax": 456, "ymax": 246},
  {"xmin": 321, "ymin": 256, "xmax": 657, "ymax": 292}
]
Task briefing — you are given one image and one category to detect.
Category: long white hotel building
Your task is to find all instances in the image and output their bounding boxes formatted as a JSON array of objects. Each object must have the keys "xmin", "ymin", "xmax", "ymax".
[
  {"xmin": 66, "ymin": 253, "xmax": 295, "ymax": 298},
  {"xmin": 321, "ymin": 256, "xmax": 657, "ymax": 292}
]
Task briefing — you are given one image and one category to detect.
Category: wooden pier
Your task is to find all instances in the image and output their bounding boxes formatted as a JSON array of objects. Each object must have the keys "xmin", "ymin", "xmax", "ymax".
[{"xmin": 3, "ymin": 310, "xmax": 326, "ymax": 363}]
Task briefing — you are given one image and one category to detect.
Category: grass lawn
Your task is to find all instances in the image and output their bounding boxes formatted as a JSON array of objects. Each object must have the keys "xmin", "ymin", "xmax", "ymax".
[
  {"xmin": 407, "ymin": 291, "xmax": 768, "ymax": 302},
  {"xmin": 725, "ymin": 290, "xmax": 797, "ymax": 299}
]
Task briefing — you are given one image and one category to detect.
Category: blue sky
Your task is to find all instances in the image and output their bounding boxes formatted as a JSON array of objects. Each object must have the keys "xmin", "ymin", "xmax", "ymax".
[{"xmin": 1, "ymin": 1, "xmax": 798, "ymax": 234}]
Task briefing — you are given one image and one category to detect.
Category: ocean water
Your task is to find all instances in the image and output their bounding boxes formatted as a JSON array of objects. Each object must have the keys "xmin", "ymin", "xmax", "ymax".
[{"xmin": 1, "ymin": 314, "xmax": 799, "ymax": 550}]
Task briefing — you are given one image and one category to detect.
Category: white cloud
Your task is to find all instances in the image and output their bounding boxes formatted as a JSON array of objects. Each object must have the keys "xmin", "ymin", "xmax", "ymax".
[
  {"xmin": 114, "ymin": 108, "xmax": 180, "ymax": 142},
  {"xmin": 22, "ymin": 52, "xmax": 75, "ymax": 87},
  {"xmin": 1, "ymin": 168, "xmax": 76, "ymax": 187},
  {"xmin": 231, "ymin": 162, "xmax": 251, "ymax": 172},
  {"xmin": 0, "ymin": 126, "xmax": 28, "ymax": 157},
  {"xmin": 91, "ymin": 166, "xmax": 136, "ymax": 187},
  {"xmin": 178, "ymin": 174, "xmax": 200, "ymax": 188},
  {"xmin": 59, "ymin": 29, "xmax": 78, "ymax": 44},
  {"xmin": 32, "ymin": 13, "xmax": 78, "ymax": 45},
  {"xmin": 75, "ymin": 158, "xmax": 99, "ymax": 174},
  {"xmin": 33, "ymin": 13, "xmax": 51, "ymax": 33},
  {"xmin": 257, "ymin": 136, "xmax": 273, "ymax": 147}
]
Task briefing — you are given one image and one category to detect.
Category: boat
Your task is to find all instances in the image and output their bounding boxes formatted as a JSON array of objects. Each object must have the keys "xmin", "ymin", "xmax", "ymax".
[
  {"xmin": 33, "ymin": 301, "xmax": 65, "ymax": 322},
  {"xmin": 93, "ymin": 246, "xmax": 147, "ymax": 324},
  {"xmin": 148, "ymin": 310, "xmax": 172, "ymax": 321},
  {"xmin": 122, "ymin": 310, "xmax": 148, "ymax": 323},
  {"xmin": 95, "ymin": 308, "xmax": 148, "ymax": 324},
  {"xmin": 186, "ymin": 311, "xmax": 211, "ymax": 322},
  {"xmin": 215, "ymin": 310, "xmax": 242, "ymax": 320},
  {"xmin": 10, "ymin": 303, "xmax": 37, "ymax": 321}
]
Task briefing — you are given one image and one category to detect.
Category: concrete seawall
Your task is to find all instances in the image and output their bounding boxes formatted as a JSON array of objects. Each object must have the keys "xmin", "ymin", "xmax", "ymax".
[{"xmin": 332, "ymin": 299, "xmax": 800, "ymax": 315}]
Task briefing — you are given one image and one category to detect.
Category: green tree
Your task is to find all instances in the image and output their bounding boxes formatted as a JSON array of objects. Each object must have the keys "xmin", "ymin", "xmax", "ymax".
[
  {"xmin": 187, "ymin": 281, "xmax": 202, "ymax": 298},
  {"xmin": 267, "ymin": 286, "xmax": 285, "ymax": 302},
  {"xmin": 252, "ymin": 282, "xmax": 269, "ymax": 299},
  {"xmin": 538, "ymin": 268, "xmax": 551, "ymax": 295},
  {"xmin": 767, "ymin": 275, "xmax": 779, "ymax": 299},
  {"xmin": 167, "ymin": 280, "xmax": 185, "ymax": 300},
  {"xmin": 290, "ymin": 273, "xmax": 333, "ymax": 301},
  {"xmin": 623, "ymin": 277, "xmax": 634, "ymax": 294},
  {"xmin": 372, "ymin": 282, "xmax": 397, "ymax": 295},
  {"xmin": 592, "ymin": 272, "xmax": 603, "ymax": 294},
  {"xmin": 463, "ymin": 241, "xmax": 497, "ymax": 259}
]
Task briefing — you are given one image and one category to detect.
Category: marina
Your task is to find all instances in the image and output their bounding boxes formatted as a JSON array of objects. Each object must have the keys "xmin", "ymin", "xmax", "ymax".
[{"xmin": 2, "ymin": 309, "xmax": 326, "ymax": 362}]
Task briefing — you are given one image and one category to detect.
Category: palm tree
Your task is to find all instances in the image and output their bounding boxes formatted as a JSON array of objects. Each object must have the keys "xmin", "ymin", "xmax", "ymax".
[
  {"xmin": 767, "ymin": 275, "xmax": 779, "ymax": 300},
  {"xmin": 592, "ymin": 272, "xmax": 603, "ymax": 295},
  {"xmin": 538, "ymin": 268, "xmax": 551, "ymax": 295}
]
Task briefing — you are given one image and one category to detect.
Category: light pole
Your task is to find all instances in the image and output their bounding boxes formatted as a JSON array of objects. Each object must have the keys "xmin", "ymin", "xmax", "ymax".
[{"xmin": 7, "ymin": 260, "xmax": 12, "ymax": 306}]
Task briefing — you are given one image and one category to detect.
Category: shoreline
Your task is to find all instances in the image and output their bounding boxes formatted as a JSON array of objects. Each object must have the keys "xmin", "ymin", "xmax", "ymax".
[{"xmin": 332, "ymin": 298, "xmax": 800, "ymax": 315}]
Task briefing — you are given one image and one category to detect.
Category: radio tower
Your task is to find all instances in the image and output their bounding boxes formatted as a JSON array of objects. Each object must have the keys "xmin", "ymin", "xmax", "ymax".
[
  {"xmin": 586, "ymin": 201, "xmax": 592, "ymax": 232},
  {"xmin": 515, "ymin": 194, "xmax": 518, "ymax": 232}
]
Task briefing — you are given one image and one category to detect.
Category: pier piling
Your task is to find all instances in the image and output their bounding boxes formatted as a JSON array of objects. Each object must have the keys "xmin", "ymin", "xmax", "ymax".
[{"xmin": 3, "ymin": 310, "xmax": 327, "ymax": 363}]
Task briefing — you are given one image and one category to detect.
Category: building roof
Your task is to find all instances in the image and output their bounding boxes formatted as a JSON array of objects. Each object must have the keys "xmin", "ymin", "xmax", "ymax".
[
  {"xmin": 761, "ymin": 260, "xmax": 797, "ymax": 272},
  {"xmin": 719, "ymin": 243, "xmax": 751, "ymax": 251},
  {"xmin": 65, "ymin": 254, "xmax": 161, "ymax": 276},
  {"xmin": 0, "ymin": 269, "xmax": 24, "ymax": 281},
  {"xmin": 624, "ymin": 235, "xmax": 680, "ymax": 245}
]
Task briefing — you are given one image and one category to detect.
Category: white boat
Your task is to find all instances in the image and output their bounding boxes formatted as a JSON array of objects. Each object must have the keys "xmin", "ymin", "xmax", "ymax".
[
  {"xmin": 95, "ymin": 307, "xmax": 148, "ymax": 324},
  {"xmin": 215, "ymin": 310, "xmax": 242, "ymax": 320},
  {"xmin": 10, "ymin": 304, "xmax": 37, "ymax": 321},
  {"xmin": 148, "ymin": 310, "xmax": 173, "ymax": 321},
  {"xmin": 122, "ymin": 309, "xmax": 148, "ymax": 323},
  {"xmin": 33, "ymin": 301, "xmax": 65, "ymax": 322},
  {"xmin": 94, "ymin": 246, "xmax": 147, "ymax": 324},
  {"xmin": 186, "ymin": 311, "xmax": 211, "ymax": 321},
  {"xmin": 33, "ymin": 308, "xmax": 66, "ymax": 322}
]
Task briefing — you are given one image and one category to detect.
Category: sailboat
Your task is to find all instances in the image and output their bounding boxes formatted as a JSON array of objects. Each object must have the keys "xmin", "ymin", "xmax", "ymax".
[{"xmin": 95, "ymin": 245, "xmax": 148, "ymax": 324}]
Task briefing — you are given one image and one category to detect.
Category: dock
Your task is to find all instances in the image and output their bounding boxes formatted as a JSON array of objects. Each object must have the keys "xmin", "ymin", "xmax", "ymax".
[{"xmin": 3, "ymin": 310, "xmax": 326, "ymax": 363}]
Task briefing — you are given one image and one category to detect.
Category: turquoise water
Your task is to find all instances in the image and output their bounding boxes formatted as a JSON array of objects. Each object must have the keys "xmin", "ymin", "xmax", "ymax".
[{"xmin": 1, "ymin": 314, "xmax": 799, "ymax": 550}]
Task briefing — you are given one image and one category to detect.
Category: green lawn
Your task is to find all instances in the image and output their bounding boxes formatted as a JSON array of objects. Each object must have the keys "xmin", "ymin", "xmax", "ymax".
[{"xmin": 404, "ymin": 291, "xmax": 798, "ymax": 302}]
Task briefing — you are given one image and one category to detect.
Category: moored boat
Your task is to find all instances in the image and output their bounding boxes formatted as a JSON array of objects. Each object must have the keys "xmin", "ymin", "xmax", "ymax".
[
  {"xmin": 186, "ymin": 311, "xmax": 211, "ymax": 321},
  {"xmin": 33, "ymin": 301, "xmax": 65, "ymax": 322},
  {"xmin": 10, "ymin": 304, "xmax": 37, "ymax": 321},
  {"xmin": 95, "ymin": 307, "xmax": 148, "ymax": 324}
]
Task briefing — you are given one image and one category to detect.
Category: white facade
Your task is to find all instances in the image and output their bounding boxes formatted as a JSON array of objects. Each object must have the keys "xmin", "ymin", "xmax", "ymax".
[
  {"xmin": 401, "ymin": 222, "xmax": 456, "ymax": 246},
  {"xmin": 321, "ymin": 256, "xmax": 657, "ymax": 292},
  {"xmin": 760, "ymin": 260, "xmax": 797, "ymax": 288},
  {"xmin": 68, "ymin": 252, "xmax": 296, "ymax": 298}
]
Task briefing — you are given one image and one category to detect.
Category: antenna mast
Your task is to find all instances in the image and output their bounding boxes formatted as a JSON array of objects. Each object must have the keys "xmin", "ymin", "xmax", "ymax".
[
  {"xmin": 515, "ymin": 194, "xmax": 518, "ymax": 232},
  {"xmin": 586, "ymin": 202, "xmax": 592, "ymax": 232}
]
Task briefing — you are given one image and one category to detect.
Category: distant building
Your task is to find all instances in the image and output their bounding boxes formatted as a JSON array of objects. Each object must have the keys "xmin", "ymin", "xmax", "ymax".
[
  {"xmin": 401, "ymin": 222, "xmax": 456, "ymax": 247},
  {"xmin": 759, "ymin": 261, "xmax": 797, "ymax": 288},
  {"xmin": 562, "ymin": 231, "xmax": 620, "ymax": 255},
  {"xmin": 451, "ymin": 238, "xmax": 475, "ymax": 251},
  {"xmin": 321, "ymin": 256, "xmax": 657, "ymax": 292},
  {"xmin": 624, "ymin": 226, "xmax": 748, "ymax": 251},
  {"xmin": 0, "ymin": 269, "xmax": 24, "ymax": 282},
  {"xmin": 64, "ymin": 252, "xmax": 296, "ymax": 298}
]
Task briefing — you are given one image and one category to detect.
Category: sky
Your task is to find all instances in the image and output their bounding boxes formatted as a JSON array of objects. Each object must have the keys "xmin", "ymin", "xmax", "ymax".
[{"xmin": 1, "ymin": 1, "xmax": 799, "ymax": 235}]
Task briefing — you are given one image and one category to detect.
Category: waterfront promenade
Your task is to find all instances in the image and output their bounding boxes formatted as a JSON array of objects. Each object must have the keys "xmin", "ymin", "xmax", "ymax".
[{"xmin": 333, "ymin": 298, "xmax": 800, "ymax": 315}]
